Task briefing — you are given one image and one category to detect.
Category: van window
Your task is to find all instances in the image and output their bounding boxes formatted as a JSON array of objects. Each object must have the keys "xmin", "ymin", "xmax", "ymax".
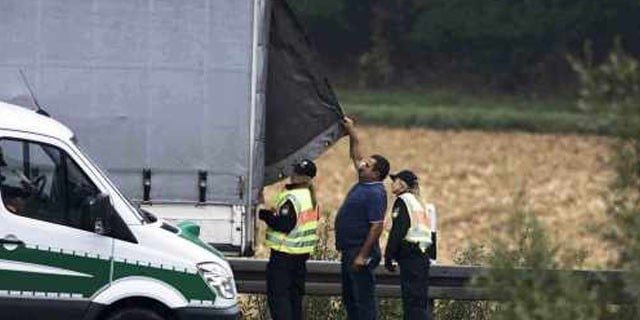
[{"xmin": 0, "ymin": 139, "xmax": 100, "ymax": 232}]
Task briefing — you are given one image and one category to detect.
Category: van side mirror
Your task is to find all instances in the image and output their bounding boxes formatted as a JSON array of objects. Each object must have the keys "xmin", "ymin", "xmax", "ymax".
[{"xmin": 89, "ymin": 193, "xmax": 112, "ymax": 235}]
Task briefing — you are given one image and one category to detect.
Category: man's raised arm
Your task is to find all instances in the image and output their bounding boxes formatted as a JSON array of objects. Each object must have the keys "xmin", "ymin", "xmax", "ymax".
[{"xmin": 343, "ymin": 116, "xmax": 363, "ymax": 171}]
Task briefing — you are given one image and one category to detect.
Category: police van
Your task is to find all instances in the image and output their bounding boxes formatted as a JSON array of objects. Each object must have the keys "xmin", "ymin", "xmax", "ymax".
[{"xmin": 0, "ymin": 102, "xmax": 239, "ymax": 319}]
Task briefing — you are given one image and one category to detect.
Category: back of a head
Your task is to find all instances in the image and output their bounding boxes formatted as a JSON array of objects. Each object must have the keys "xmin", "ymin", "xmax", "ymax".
[
  {"xmin": 371, "ymin": 154, "xmax": 390, "ymax": 181},
  {"xmin": 293, "ymin": 159, "xmax": 317, "ymax": 179}
]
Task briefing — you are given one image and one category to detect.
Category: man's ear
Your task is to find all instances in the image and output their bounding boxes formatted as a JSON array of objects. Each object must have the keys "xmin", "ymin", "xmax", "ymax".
[{"xmin": 374, "ymin": 170, "xmax": 382, "ymax": 181}]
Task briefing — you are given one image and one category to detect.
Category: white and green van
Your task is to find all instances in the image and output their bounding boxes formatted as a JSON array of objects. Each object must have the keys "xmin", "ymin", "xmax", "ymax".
[{"xmin": 0, "ymin": 102, "xmax": 239, "ymax": 319}]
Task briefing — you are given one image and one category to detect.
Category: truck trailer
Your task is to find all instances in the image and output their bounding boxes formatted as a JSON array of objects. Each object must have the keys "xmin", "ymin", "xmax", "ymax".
[{"xmin": 0, "ymin": 0, "xmax": 345, "ymax": 256}]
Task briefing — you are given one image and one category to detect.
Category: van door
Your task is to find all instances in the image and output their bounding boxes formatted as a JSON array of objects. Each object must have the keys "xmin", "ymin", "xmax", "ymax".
[{"xmin": 0, "ymin": 136, "xmax": 113, "ymax": 319}]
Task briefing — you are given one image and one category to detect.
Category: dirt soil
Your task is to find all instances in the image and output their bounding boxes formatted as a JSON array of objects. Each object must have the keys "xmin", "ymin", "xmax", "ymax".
[{"xmin": 258, "ymin": 127, "xmax": 616, "ymax": 267}]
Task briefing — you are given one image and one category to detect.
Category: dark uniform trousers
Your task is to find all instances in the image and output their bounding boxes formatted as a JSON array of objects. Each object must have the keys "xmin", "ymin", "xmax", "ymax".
[
  {"xmin": 398, "ymin": 250, "xmax": 431, "ymax": 320},
  {"xmin": 267, "ymin": 250, "xmax": 309, "ymax": 320}
]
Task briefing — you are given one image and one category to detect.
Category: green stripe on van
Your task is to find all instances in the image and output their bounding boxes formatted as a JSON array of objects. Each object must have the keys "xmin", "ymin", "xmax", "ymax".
[
  {"xmin": 0, "ymin": 246, "xmax": 109, "ymax": 297},
  {"xmin": 112, "ymin": 261, "xmax": 215, "ymax": 302},
  {"xmin": 0, "ymin": 245, "xmax": 215, "ymax": 302}
]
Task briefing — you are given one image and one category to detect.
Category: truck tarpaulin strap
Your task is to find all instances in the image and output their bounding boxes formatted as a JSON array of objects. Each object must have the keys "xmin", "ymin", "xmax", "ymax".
[
  {"xmin": 264, "ymin": 0, "xmax": 346, "ymax": 184},
  {"xmin": 237, "ymin": 176, "xmax": 245, "ymax": 200},
  {"xmin": 142, "ymin": 169, "xmax": 151, "ymax": 203},
  {"xmin": 198, "ymin": 170, "xmax": 208, "ymax": 203}
]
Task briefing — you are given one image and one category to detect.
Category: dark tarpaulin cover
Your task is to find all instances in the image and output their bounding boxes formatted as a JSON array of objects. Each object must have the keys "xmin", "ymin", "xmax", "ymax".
[{"xmin": 264, "ymin": 0, "xmax": 345, "ymax": 184}]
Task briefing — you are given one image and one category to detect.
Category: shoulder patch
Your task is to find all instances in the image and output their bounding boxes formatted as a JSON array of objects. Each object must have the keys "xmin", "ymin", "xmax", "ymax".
[{"xmin": 280, "ymin": 205, "xmax": 290, "ymax": 216}]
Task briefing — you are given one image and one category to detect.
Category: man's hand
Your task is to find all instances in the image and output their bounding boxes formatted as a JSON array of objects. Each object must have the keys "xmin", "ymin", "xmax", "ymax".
[
  {"xmin": 384, "ymin": 259, "xmax": 396, "ymax": 272},
  {"xmin": 343, "ymin": 116, "xmax": 355, "ymax": 134},
  {"xmin": 352, "ymin": 254, "xmax": 368, "ymax": 270}
]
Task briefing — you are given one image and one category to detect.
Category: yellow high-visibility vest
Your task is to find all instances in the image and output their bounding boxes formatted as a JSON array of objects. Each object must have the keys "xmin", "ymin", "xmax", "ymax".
[
  {"xmin": 399, "ymin": 193, "xmax": 432, "ymax": 252},
  {"xmin": 264, "ymin": 188, "xmax": 319, "ymax": 255}
]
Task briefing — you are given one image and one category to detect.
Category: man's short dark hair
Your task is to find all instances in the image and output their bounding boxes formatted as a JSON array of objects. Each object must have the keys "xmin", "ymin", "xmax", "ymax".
[{"xmin": 371, "ymin": 154, "xmax": 390, "ymax": 181}]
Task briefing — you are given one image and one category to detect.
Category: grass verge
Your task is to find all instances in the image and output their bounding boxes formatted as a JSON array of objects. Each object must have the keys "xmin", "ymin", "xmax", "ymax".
[{"xmin": 338, "ymin": 89, "xmax": 628, "ymax": 136}]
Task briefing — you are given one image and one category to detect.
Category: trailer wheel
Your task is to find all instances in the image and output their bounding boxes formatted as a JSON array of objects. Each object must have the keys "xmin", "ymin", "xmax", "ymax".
[{"xmin": 105, "ymin": 307, "xmax": 167, "ymax": 320}]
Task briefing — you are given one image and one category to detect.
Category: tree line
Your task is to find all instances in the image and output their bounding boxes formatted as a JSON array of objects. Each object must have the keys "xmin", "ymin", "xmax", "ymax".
[{"xmin": 289, "ymin": 0, "xmax": 640, "ymax": 93}]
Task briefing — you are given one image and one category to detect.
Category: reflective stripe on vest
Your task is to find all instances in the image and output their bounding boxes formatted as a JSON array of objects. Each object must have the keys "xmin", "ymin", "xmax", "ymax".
[
  {"xmin": 399, "ymin": 193, "xmax": 432, "ymax": 252},
  {"xmin": 264, "ymin": 188, "xmax": 319, "ymax": 255}
]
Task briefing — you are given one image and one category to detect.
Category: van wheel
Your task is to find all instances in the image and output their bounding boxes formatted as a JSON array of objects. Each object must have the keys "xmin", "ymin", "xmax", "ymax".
[{"xmin": 105, "ymin": 307, "xmax": 167, "ymax": 320}]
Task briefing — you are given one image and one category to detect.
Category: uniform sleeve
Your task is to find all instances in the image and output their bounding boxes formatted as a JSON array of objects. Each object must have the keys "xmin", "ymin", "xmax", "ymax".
[
  {"xmin": 259, "ymin": 200, "xmax": 297, "ymax": 233},
  {"xmin": 366, "ymin": 188, "xmax": 387, "ymax": 223},
  {"xmin": 384, "ymin": 199, "xmax": 410, "ymax": 262},
  {"xmin": 277, "ymin": 200, "xmax": 298, "ymax": 233}
]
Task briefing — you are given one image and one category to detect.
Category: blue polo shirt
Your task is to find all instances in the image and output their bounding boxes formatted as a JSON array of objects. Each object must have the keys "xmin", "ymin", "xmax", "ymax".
[{"xmin": 335, "ymin": 181, "xmax": 387, "ymax": 252}]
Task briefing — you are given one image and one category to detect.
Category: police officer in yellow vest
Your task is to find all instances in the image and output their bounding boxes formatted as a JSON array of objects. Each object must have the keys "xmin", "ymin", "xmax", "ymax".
[
  {"xmin": 260, "ymin": 159, "xmax": 319, "ymax": 320},
  {"xmin": 384, "ymin": 170, "xmax": 433, "ymax": 320}
]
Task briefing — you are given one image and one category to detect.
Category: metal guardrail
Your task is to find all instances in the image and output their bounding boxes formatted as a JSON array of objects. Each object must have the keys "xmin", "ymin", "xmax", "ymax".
[{"xmin": 229, "ymin": 258, "xmax": 630, "ymax": 302}]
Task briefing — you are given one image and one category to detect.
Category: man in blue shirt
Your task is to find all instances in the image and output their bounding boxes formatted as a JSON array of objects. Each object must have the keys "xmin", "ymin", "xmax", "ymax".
[{"xmin": 335, "ymin": 117, "xmax": 390, "ymax": 320}]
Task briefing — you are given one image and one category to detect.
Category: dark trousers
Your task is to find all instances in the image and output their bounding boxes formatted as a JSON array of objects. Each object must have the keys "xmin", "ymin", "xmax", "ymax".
[
  {"xmin": 267, "ymin": 250, "xmax": 309, "ymax": 320},
  {"xmin": 340, "ymin": 248, "xmax": 381, "ymax": 320},
  {"xmin": 398, "ymin": 252, "xmax": 431, "ymax": 320}
]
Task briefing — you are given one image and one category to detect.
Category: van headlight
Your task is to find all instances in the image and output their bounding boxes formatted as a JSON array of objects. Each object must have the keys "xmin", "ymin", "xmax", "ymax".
[{"xmin": 197, "ymin": 262, "xmax": 236, "ymax": 299}]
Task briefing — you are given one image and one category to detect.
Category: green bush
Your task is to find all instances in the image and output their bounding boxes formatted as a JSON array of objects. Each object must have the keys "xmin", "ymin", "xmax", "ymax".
[
  {"xmin": 477, "ymin": 202, "xmax": 605, "ymax": 320},
  {"xmin": 436, "ymin": 192, "xmax": 614, "ymax": 319},
  {"xmin": 569, "ymin": 40, "xmax": 640, "ymax": 118},
  {"xmin": 448, "ymin": 190, "xmax": 627, "ymax": 320},
  {"xmin": 435, "ymin": 244, "xmax": 495, "ymax": 320},
  {"xmin": 573, "ymin": 38, "xmax": 640, "ymax": 314}
]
